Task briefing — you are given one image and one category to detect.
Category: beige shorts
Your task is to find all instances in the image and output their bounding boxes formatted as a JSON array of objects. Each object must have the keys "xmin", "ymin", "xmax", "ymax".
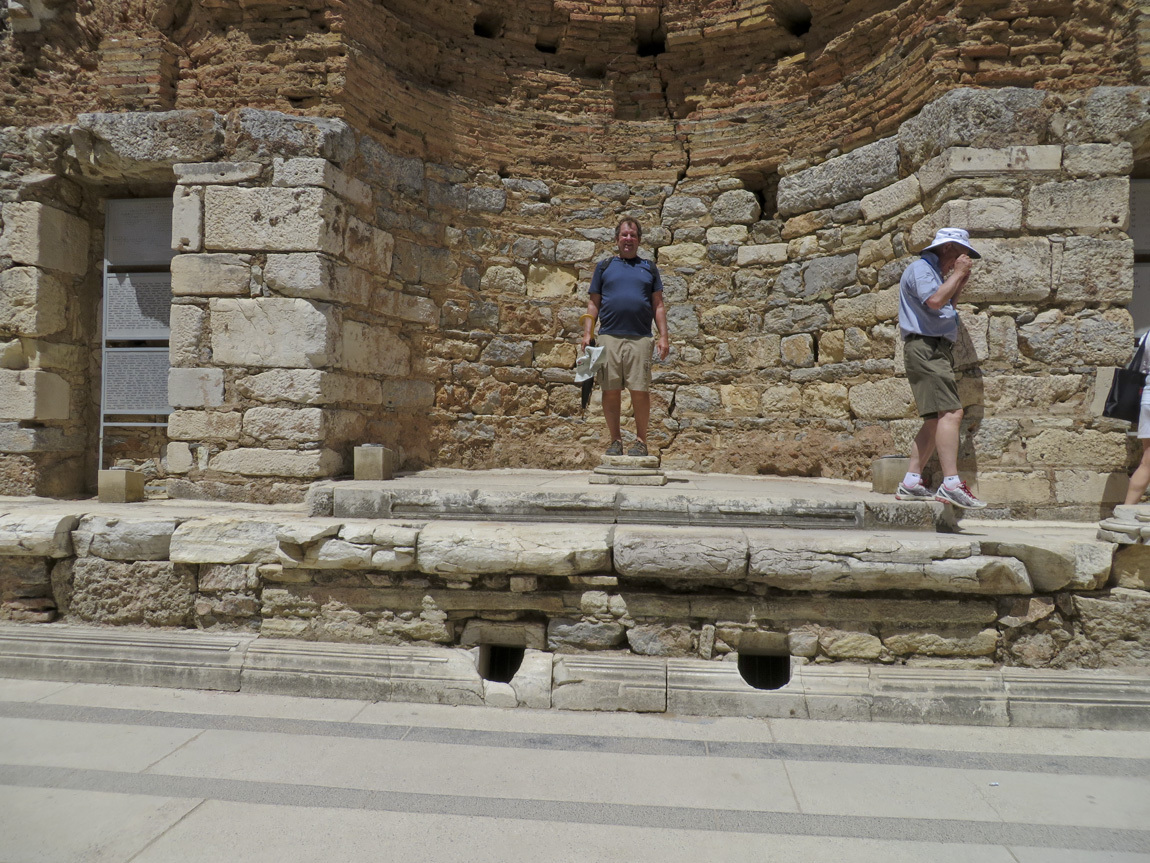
[
  {"xmin": 597, "ymin": 334, "xmax": 653, "ymax": 391},
  {"xmin": 903, "ymin": 334, "xmax": 962, "ymax": 418}
]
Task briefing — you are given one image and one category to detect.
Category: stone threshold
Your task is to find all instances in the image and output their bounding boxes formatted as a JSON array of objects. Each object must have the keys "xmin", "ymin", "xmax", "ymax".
[
  {"xmin": 321, "ymin": 480, "xmax": 954, "ymax": 532},
  {"xmin": 2, "ymin": 623, "xmax": 1146, "ymax": 730}
]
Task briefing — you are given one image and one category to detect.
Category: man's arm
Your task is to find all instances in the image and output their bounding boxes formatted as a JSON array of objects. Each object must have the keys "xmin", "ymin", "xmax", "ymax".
[
  {"xmin": 581, "ymin": 293, "xmax": 602, "ymax": 350},
  {"xmin": 651, "ymin": 292, "xmax": 669, "ymax": 360},
  {"xmin": 925, "ymin": 254, "xmax": 973, "ymax": 311}
]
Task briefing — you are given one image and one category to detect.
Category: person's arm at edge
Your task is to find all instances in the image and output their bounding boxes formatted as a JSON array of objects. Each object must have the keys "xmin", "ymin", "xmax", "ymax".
[
  {"xmin": 652, "ymin": 291, "xmax": 669, "ymax": 360},
  {"xmin": 581, "ymin": 293, "xmax": 601, "ymax": 351}
]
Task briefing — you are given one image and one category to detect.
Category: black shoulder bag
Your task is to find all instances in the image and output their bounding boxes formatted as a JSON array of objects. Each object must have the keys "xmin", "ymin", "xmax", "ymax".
[{"xmin": 1103, "ymin": 336, "xmax": 1148, "ymax": 424}]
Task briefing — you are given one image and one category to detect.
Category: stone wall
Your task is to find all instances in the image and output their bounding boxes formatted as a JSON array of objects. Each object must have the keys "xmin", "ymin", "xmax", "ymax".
[
  {"xmin": 1, "ymin": 86, "xmax": 1148, "ymax": 512},
  {"xmin": 2, "ymin": 510, "xmax": 1146, "ymax": 670}
]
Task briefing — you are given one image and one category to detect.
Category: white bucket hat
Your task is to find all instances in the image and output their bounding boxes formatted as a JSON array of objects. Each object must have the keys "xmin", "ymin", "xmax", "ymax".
[{"xmin": 922, "ymin": 227, "xmax": 981, "ymax": 259}]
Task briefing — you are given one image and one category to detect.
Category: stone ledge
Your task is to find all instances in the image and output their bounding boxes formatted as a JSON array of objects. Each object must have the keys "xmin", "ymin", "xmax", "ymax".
[{"xmin": 2, "ymin": 624, "xmax": 1147, "ymax": 729}]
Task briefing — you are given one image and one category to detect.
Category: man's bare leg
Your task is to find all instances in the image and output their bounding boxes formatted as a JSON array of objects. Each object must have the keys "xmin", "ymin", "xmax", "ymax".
[
  {"xmin": 630, "ymin": 389, "xmax": 650, "ymax": 442},
  {"xmin": 907, "ymin": 418, "xmax": 938, "ymax": 476},
  {"xmin": 601, "ymin": 389, "xmax": 623, "ymax": 444},
  {"xmin": 934, "ymin": 408, "xmax": 964, "ymax": 478}
]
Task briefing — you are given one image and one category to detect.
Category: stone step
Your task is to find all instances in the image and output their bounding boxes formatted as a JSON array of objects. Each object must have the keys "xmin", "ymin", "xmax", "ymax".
[
  {"xmin": 2, "ymin": 624, "xmax": 1147, "ymax": 730},
  {"xmin": 326, "ymin": 481, "xmax": 952, "ymax": 531}
]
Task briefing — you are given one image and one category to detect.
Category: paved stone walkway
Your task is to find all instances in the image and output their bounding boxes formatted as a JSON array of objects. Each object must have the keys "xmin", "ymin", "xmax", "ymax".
[{"xmin": 1, "ymin": 676, "xmax": 1148, "ymax": 862}]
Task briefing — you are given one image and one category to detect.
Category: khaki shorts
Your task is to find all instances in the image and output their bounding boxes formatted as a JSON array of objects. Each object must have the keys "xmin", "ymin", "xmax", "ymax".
[
  {"xmin": 903, "ymin": 334, "xmax": 961, "ymax": 418},
  {"xmin": 597, "ymin": 334, "xmax": 653, "ymax": 391}
]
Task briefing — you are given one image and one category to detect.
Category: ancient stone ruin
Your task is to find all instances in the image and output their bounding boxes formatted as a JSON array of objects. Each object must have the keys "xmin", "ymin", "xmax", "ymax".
[{"xmin": 0, "ymin": 1, "xmax": 1148, "ymax": 693}]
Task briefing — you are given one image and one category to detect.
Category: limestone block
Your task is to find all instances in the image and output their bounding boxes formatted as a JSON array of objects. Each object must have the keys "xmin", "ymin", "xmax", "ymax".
[
  {"xmin": 168, "ymin": 410, "xmax": 241, "ymax": 441},
  {"xmin": 480, "ymin": 265, "xmax": 526, "ymax": 295},
  {"xmin": 780, "ymin": 333, "xmax": 814, "ymax": 367},
  {"xmin": 1111, "ymin": 545, "xmax": 1150, "ymax": 590},
  {"xmin": 802, "ymin": 382, "xmax": 849, "ymax": 419},
  {"xmin": 97, "ymin": 469, "xmax": 145, "ymax": 503},
  {"xmin": 170, "ymin": 517, "xmax": 281, "ymax": 564},
  {"xmin": 742, "ymin": 334, "xmax": 781, "ymax": 368},
  {"xmin": 0, "ymin": 267, "xmax": 67, "ymax": 336},
  {"xmin": 1068, "ymin": 88, "xmax": 1150, "ymax": 152},
  {"xmin": 166, "ymin": 441, "xmax": 193, "ymax": 473},
  {"xmin": 551, "ymin": 655, "xmax": 666, "ymax": 711},
  {"xmin": 0, "ymin": 369, "xmax": 69, "ymax": 420},
  {"xmin": 0, "ymin": 513, "xmax": 78, "ymax": 557},
  {"xmin": 242, "ymin": 406, "xmax": 323, "ymax": 443},
  {"xmin": 849, "ymin": 379, "xmax": 913, "ymax": 420},
  {"xmin": 168, "ymin": 368, "xmax": 223, "ymax": 408},
  {"xmin": 972, "ymin": 472, "xmax": 1050, "ymax": 505},
  {"xmin": 264, "ymin": 253, "xmax": 345, "ymax": 302},
  {"xmin": 169, "ymin": 305, "xmax": 204, "ymax": 367},
  {"xmin": 171, "ymin": 186, "xmax": 203, "ymax": 253},
  {"xmin": 1054, "ymin": 237, "xmax": 1132, "ymax": 305},
  {"xmin": 1017, "ymin": 309, "xmax": 1131, "ymax": 366},
  {"xmin": 820, "ymin": 629, "xmax": 883, "ymax": 660},
  {"xmin": 818, "ymin": 330, "xmax": 844, "ymax": 364},
  {"xmin": 1072, "ymin": 589, "xmax": 1150, "ymax": 668},
  {"xmin": 899, "ymin": 88, "xmax": 1050, "ymax": 168},
  {"xmin": 658, "ymin": 243, "xmax": 707, "ymax": 267},
  {"xmin": 74, "ymin": 110, "xmax": 226, "ymax": 174},
  {"xmin": 468, "ymin": 187, "xmax": 506, "ymax": 214},
  {"xmin": 711, "ymin": 190, "xmax": 761, "ymax": 225},
  {"xmin": 762, "ymin": 303, "xmax": 831, "ymax": 334},
  {"xmin": 417, "ymin": 522, "xmax": 611, "ymax": 579},
  {"xmin": 960, "ymin": 237, "xmax": 1051, "ymax": 302},
  {"xmin": 1027, "ymin": 178, "xmax": 1129, "ymax": 231},
  {"xmin": 954, "ymin": 311, "xmax": 989, "ymax": 369},
  {"xmin": 272, "ymin": 157, "xmax": 370, "ymax": 207},
  {"xmin": 0, "ymin": 202, "xmax": 89, "ymax": 275},
  {"xmin": 1053, "ymin": 470, "xmax": 1127, "ymax": 506},
  {"xmin": 614, "ymin": 526, "xmax": 748, "ymax": 580},
  {"xmin": 882, "ymin": 628, "xmax": 998, "ymax": 657},
  {"xmin": 802, "ymin": 254, "xmax": 857, "ymax": 297},
  {"xmin": 527, "ymin": 264, "xmax": 578, "ymax": 299},
  {"xmin": 340, "ymin": 320, "xmax": 409, "ymax": 376},
  {"xmin": 1026, "ymin": 429, "xmax": 1127, "ymax": 470},
  {"xmin": 70, "ymin": 559, "xmax": 195, "ymax": 626},
  {"xmin": 627, "ymin": 624, "xmax": 696, "ymax": 656},
  {"xmin": 204, "ymin": 187, "xmax": 342, "ymax": 253},
  {"xmin": 674, "ymin": 384, "xmax": 720, "ymax": 415},
  {"xmin": 706, "ymin": 226, "xmax": 748, "ymax": 245},
  {"xmin": 980, "ymin": 539, "xmax": 1113, "ymax": 591},
  {"xmin": 170, "ymin": 253, "xmax": 250, "ymax": 297},
  {"xmin": 460, "ymin": 620, "xmax": 547, "ymax": 650},
  {"xmin": 353, "ymin": 445, "xmax": 395, "ymax": 480},
  {"xmin": 661, "ymin": 195, "xmax": 708, "ymax": 226},
  {"xmin": 379, "ymin": 380, "xmax": 434, "ymax": 409},
  {"xmin": 778, "ymin": 137, "xmax": 899, "ymax": 217},
  {"xmin": 911, "ymin": 199, "xmax": 1023, "ymax": 249},
  {"xmin": 720, "ymin": 385, "xmax": 760, "ymax": 416},
  {"xmin": 761, "ymin": 385, "xmax": 802, "ymax": 416},
  {"xmin": 832, "ymin": 293, "xmax": 877, "ymax": 328},
  {"xmin": 175, "ymin": 162, "xmax": 263, "ymax": 185},
  {"xmin": 1063, "ymin": 143, "xmax": 1133, "ymax": 177},
  {"xmin": 72, "ymin": 516, "xmax": 177, "ymax": 561},
  {"xmin": 236, "ymin": 369, "xmax": 381, "ymax": 406},
  {"xmin": 344, "ymin": 216, "xmax": 394, "ymax": 275},
  {"xmin": 860, "ymin": 176, "xmax": 921, "ymax": 222},
  {"xmin": 555, "ymin": 239, "xmax": 595, "ymax": 263},
  {"xmin": 981, "ymin": 374, "xmax": 1083, "ymax": 415},
  {"xmin": 208, "ymin": 447, "xmax": 341, "ymax": 478},
  {"xmin": 211, "ymin": 298, "xmax": 335, "ymax": 368},
  {"xmin": 736, "ymin": 243, "xmax": 788, "ymax": 266}
]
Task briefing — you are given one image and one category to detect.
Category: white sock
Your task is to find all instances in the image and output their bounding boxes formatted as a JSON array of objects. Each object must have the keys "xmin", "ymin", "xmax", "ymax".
[
  {"xmin": 902, "ymin": 472, "xmax": 922, "ymax": 487},
  {"xmin": 943, "ymin": 475, "xmax": 961, "ymax": 490}
]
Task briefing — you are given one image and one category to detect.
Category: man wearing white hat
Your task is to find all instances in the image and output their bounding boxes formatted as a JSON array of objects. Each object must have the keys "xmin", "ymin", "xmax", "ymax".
[{"xmin": 894, "ymin": 227, "xmax": 986, "ymax": 509}]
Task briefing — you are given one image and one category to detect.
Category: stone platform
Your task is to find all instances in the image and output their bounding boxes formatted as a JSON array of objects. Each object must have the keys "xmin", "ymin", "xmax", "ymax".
[{"xmin": 0, "ymin": 468, "xmax": 1144, "ymax": 720}]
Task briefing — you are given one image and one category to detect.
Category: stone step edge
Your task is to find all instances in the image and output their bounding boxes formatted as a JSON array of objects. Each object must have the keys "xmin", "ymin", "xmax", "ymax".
[{"xmin": 1, "ymin": 624, "xmax": 1147, "ymax": 730}]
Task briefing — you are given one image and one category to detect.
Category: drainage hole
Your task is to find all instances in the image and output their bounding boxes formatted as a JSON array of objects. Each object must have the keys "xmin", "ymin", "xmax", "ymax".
[
  {"xmin": 737, "ymin": 653, "xmax": 791, "ymax": 690},
  {"xmin": 479, "ymin": 644, "xmax": 525, "ymax": 683}
]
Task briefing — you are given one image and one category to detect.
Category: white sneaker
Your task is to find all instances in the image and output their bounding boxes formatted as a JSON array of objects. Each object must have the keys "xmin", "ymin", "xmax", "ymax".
[
  {"xmin": 934, "ymin": 481, "xmax": 986, "ymax": 509},
  {"xmin": 895, "ymin": 481, "xmax": 933, "ymax": 501}
]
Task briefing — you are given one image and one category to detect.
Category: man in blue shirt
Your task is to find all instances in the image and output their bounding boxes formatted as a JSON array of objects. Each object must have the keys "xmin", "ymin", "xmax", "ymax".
[
  {"xmin": 580, "ymin": 218, "xmax": 670, "ymax": 457},
  {"xmin": 895, "ymin": 227, "xmax": 985, "ymax": 509}
]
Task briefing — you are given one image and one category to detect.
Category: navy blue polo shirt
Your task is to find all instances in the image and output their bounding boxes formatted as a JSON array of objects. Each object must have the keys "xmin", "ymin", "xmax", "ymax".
[{"xmin": 589, "ymin": 256, "xmax": 663, "ymax": 337}]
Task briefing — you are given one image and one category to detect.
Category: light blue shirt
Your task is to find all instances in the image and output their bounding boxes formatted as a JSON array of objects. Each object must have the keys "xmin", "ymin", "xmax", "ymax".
[{"xmin": 899, "ymin": 251, "xmax": 958, "ymax": 342}]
